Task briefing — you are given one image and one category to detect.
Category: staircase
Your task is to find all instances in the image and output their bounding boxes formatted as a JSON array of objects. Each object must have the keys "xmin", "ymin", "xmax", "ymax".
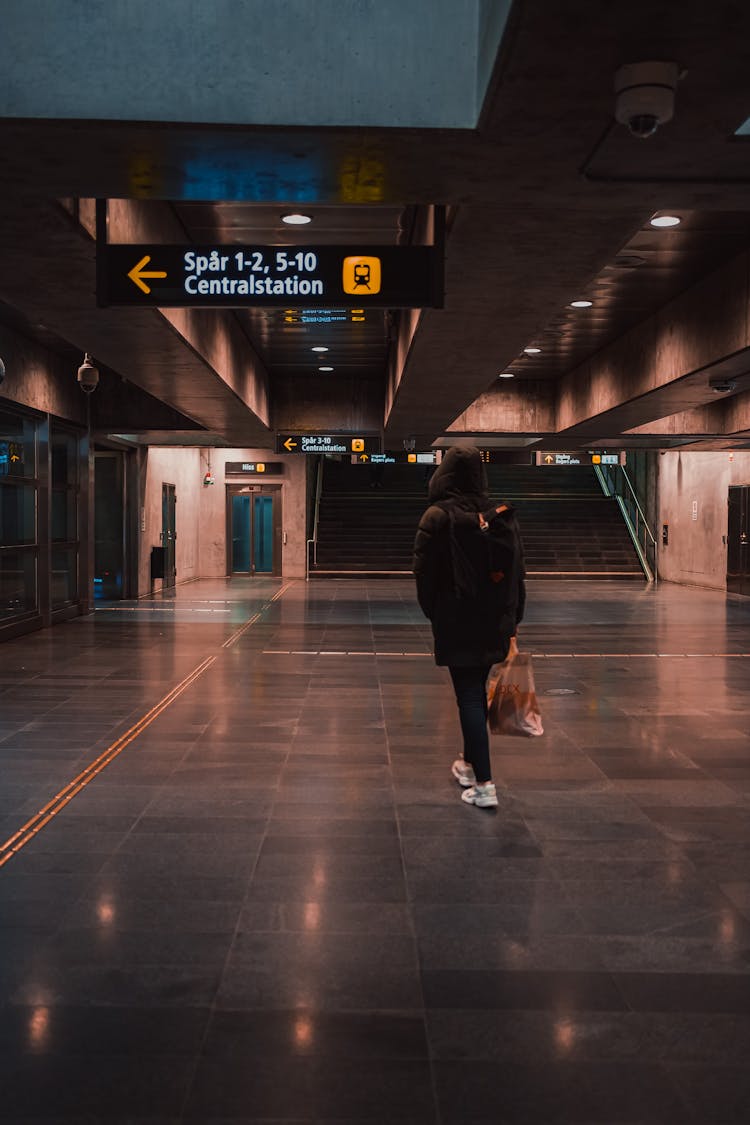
[
  {"xmin": 311, "ymin": 460, "xmax": 645, "ymax": 579},
  {"xmin": 312, "ymin": 461, "xmax": 427, "ymax": 574},
  {"xmin": 485, "ymin": 465, "xmax": 644, "ymax": 578}
]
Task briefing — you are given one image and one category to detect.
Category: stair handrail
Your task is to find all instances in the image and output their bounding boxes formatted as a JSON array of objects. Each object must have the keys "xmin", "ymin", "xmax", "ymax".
[
  {"xmin": 305, "ymin": 456, "xmax": 325, "ymax": 581},
  {"xmin": 594, "ymin": 463, "xmax": 658, "ymax": 583}
]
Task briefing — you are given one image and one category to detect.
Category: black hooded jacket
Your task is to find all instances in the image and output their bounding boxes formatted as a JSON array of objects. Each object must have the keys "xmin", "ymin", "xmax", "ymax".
[{"xmin": 412, "ymin": 446, "xmax": 526, "ymax": 667}]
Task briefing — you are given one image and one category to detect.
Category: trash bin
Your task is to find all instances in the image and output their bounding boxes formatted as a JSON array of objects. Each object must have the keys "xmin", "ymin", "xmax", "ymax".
[{"xmin": 150, "ymin": 546, "xmax": 166, "ymax": 580}]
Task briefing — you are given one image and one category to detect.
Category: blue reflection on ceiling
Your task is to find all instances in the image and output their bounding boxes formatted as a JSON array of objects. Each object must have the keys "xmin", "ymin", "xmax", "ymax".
[{"xmin": 181, "ymin": 150, "xmax": 324, "ymax": 202}]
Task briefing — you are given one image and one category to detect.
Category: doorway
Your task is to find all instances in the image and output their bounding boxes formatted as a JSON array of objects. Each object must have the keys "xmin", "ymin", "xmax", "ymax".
[
  {"xmin": 227, "ymin": 487, "xmax": 281, "ymax": 576},
  {"xmin": 727, "ymin": 485, "xmax": 750, "ymax": 596},
  {"xmin": 161, "ymin": 482, "xmax": 177, "ymax": 589}
]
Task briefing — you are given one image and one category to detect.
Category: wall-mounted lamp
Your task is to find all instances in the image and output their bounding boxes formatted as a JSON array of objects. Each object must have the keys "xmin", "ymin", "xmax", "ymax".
[{"xmin": 77, "ymin": 353, "xmax": 99, "ymax": 394}]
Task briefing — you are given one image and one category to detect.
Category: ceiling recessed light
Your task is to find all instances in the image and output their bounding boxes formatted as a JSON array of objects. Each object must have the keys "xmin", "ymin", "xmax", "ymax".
[
  {"xmin": 498, "ymin": 371, "xmax": 515, "ymax": 378},
  {"xmin": 570, "ymin": 299, "xmax": 593, "ymax": 308},
  {"xmin": 650, "ymin": 214, "xmax": 681, "ymax": 228},
  {"xmin": 311, "ymin": 346, "xmax": 329, "ymax": 353},
  {"xmin": 318, "ymin": 366, "xmax": 334, "ymax": 372},
  {"xmin": 611, "ymin": 253, "xmax": 647, "ymax": 269},
  {"xmin": 523, "ymin": 346, "xmax": 541, "ymax": 355},
  {"xmin": 282, "ymin": 212, "xmax": 312, "ymax": 225}
]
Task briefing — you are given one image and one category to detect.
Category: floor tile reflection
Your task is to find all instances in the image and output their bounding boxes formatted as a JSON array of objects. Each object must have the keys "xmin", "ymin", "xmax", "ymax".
[{"xmin": 0, "ymin": 577, "xmax": 749, "ymax": 1121}]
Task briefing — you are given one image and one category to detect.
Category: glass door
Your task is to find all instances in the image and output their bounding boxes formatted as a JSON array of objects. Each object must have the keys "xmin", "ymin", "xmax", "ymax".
[
  {"xmin": 94, "ymin": 452, "xmax": 124, "ymax": 600},
  {"xmin": 231, "ymin": 495, "xmax": 252, "ymax": 573},
  {"xmin": 253, "ymin": 494, "xmax": 274, "ymax": 573},
  {"xmin": 727, "ymin": 485, "xmax": 750, "ymax": 596},
  {"xmin": 0, "ymin": 405, "xmax": 39, "ymax": 631}
]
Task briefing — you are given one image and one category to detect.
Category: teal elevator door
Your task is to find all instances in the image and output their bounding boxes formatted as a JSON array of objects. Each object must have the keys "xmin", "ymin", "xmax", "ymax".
[
  {"xmin": 231, "ymin": 493, "xmax": 274, "ymax": 574},
  {"xmin": 253, "ymin": 494, "xmax": 273, "ymax": 573}
]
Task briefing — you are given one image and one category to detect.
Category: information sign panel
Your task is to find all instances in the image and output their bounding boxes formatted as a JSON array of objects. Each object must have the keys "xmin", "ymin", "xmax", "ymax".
[
  {"xmin": 534, "ymin": 451, "xmax": 626, "ymax": 466},
  {"xmin": 351, "ymin": 450, "xmax": 442, "ymax": 465},
  {"xmin": 225, "ymin": 461, "xmax": 283, "ymax": 475},
  {"xmin": 101, "ymin": 245, "xmax": 442, "ymax": 308},
  {"xmin": 276, "ymin": 434, "xmax": 382, "ymax": 456}
]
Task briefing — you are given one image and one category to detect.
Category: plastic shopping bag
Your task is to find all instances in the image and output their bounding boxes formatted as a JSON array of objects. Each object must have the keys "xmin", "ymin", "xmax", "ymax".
[{"xmin": 487, "ymin": 640, "xmax": 544, "ymax": 737}]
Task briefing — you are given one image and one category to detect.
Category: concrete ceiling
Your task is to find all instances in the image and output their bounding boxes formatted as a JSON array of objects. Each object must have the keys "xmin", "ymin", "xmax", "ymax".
[{"xmin": 2, "ymin": 0, "xmax": 750, "ymax": 451}]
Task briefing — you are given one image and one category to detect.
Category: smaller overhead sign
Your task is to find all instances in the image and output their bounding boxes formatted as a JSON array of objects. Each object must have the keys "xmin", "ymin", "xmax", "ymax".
[
  {"xmin": 225, "ymin": 461, "xmax": 283, "ymax": 475},
  {"xmin": 351, "ymin": 450, "xmax": 442, "ymax": 465},
  {"xmin": 283, "ymin": 308, "xmax": 367, "ymax": 325},
  {"xmin": 277, "ymin": 433, "xmax": 382, "ymax": 456},
  {"xmin": 534, "ymin": 451, "xmax": 626, "ymax": 467}
]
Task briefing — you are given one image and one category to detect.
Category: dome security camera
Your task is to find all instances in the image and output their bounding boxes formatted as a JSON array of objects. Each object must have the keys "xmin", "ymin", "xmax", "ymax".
[
  {"xmin": 77, "ymin": 353, "xmax": 99, "ymax": 394},
  {"xmin": 709, "ymin": 377, "xmax": 737, "ymax": 394},
  {"xmin": 614, "ymin": 61, "xmax": 679, "ymax": 138}
]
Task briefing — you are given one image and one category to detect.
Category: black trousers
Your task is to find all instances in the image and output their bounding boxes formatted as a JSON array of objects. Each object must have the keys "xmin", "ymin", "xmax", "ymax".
[{"xmin": 448, "ymin": 664, "xmax": 493, "ymax": 784}]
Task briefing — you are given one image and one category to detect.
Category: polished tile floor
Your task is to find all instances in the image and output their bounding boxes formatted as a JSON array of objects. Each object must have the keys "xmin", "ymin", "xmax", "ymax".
[{"xmin": 0, "ymin": 577, "xmax": 749, "ymax": 1123}]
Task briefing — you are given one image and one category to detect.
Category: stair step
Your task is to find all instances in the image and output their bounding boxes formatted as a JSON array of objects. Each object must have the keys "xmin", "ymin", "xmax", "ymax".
[{"xmin": 313, "ymin": 461, "xmax": 647, "ymax": 579}]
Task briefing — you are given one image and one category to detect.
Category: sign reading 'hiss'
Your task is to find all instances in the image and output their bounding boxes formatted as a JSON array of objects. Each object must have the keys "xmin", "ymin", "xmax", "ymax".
[{"xmin": 100, "ymin": 245, "xmax": 443, "ymax": 308}]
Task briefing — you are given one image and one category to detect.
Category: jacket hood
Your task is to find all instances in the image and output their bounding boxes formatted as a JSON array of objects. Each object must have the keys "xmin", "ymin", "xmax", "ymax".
[{"xmin": 428, "ymin": 445, "xmax": 488, "ymax": 504}]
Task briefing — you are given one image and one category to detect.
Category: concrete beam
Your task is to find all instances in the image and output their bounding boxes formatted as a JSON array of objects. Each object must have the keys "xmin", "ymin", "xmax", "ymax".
[
  {"xmin": 105, "ymin": 200, "xmax": 271, "ymax": 433},
  {"xmin": 447, "ymin": 381, "xmax": 556, "ymax": 435},
  {"xmin": 556, "ymin": 251, "xmax": 750, "ymax": 438},
  {"xmin": 0, "ymin": 1, "xmax": 510, "ymax": 129},
  {"xmin": 0, "ymin": 197, "xmax": 271, "ymax": 445},
  {"xmin": 384, "ymin": 203, "xmax": 649, "ymax": 444}
]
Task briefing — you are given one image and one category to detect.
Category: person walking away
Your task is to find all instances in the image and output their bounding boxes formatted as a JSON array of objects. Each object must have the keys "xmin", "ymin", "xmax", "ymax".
[{"xmin": 412, "ymin": 446, "xmax": 526, "ymax": 808}]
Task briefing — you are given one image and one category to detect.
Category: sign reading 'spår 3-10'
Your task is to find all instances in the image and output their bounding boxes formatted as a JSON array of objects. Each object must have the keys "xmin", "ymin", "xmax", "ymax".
[{"xmin": 99, "ymin": 245, "xmax": 442, "ymax": 308}]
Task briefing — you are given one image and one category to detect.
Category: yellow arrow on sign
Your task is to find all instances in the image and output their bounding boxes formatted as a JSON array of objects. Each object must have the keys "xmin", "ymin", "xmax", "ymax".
[
  {"xmin": 283, "ymin": 438, "xmax": 298, "ymax": 452},
  {"xmin": 128, "ymin": 254, "xmax": 168, "ymax": 295},
  {"xmin": 544, "ymin": 454, "xmax": 554, "ymax": 464},
  {"xmin": 359, "ymin": 454, "xmax": 369, "ymax": 462}
]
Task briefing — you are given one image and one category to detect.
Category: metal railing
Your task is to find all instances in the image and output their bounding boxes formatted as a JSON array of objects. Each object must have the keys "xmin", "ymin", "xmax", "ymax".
[
  {"xmin": 594, "ymin": 463, "xmax": 658, "ymax": 583},
  {"xmin": 305, "ymin": 456, "xmax": 325, "ymax": 581}
]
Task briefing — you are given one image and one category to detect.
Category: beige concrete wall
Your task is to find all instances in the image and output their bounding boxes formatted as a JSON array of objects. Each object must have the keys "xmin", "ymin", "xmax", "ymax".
[
  {"xmin": 140, "ymin": 447, "xmax": 309, "ymax": 588},
  {"xmin": 199, "ymin": 450, "xmax": 308, "ymax": 580},
  {"xmin": 141, "ymin": 447, "xmax": 202, "ymax": 593},
  {"xmin": 658, "ymin": 451, "xmax": 750, "ymax": 589}
]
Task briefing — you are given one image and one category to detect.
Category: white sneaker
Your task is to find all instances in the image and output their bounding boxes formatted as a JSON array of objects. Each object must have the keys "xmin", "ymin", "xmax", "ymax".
[
  {"xmin": 451, "ymin": 759, "xmax": 476, "ymax": 788},
  {"xmin": 461, "ymin": 782, "xmax": 498, "ymax": 808}
]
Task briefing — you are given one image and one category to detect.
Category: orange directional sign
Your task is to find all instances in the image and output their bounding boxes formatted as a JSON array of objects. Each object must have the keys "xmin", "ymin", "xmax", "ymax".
[{"xmin": 127, "ymin": 254, "xmax": 168, "ymax": 295}]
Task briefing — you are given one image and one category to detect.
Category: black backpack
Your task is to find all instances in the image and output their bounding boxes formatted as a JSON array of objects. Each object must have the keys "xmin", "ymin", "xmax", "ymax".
[{"xmin": 436, "ymin": 501, "xmax": 523, "ymax": 603}]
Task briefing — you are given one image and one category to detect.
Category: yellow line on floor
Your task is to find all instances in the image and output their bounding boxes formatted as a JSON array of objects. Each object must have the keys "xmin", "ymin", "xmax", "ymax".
[
  {"xmin": 221, "ymin": 582, "xmax": 291, "ymax": 648},
  {"xmin": 0, "ymin": 584, "xmax": 293, "ymax": 869},
  {"xmin": 0, "ymin": 656, "xmax": 216, "ymax": 869}
]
